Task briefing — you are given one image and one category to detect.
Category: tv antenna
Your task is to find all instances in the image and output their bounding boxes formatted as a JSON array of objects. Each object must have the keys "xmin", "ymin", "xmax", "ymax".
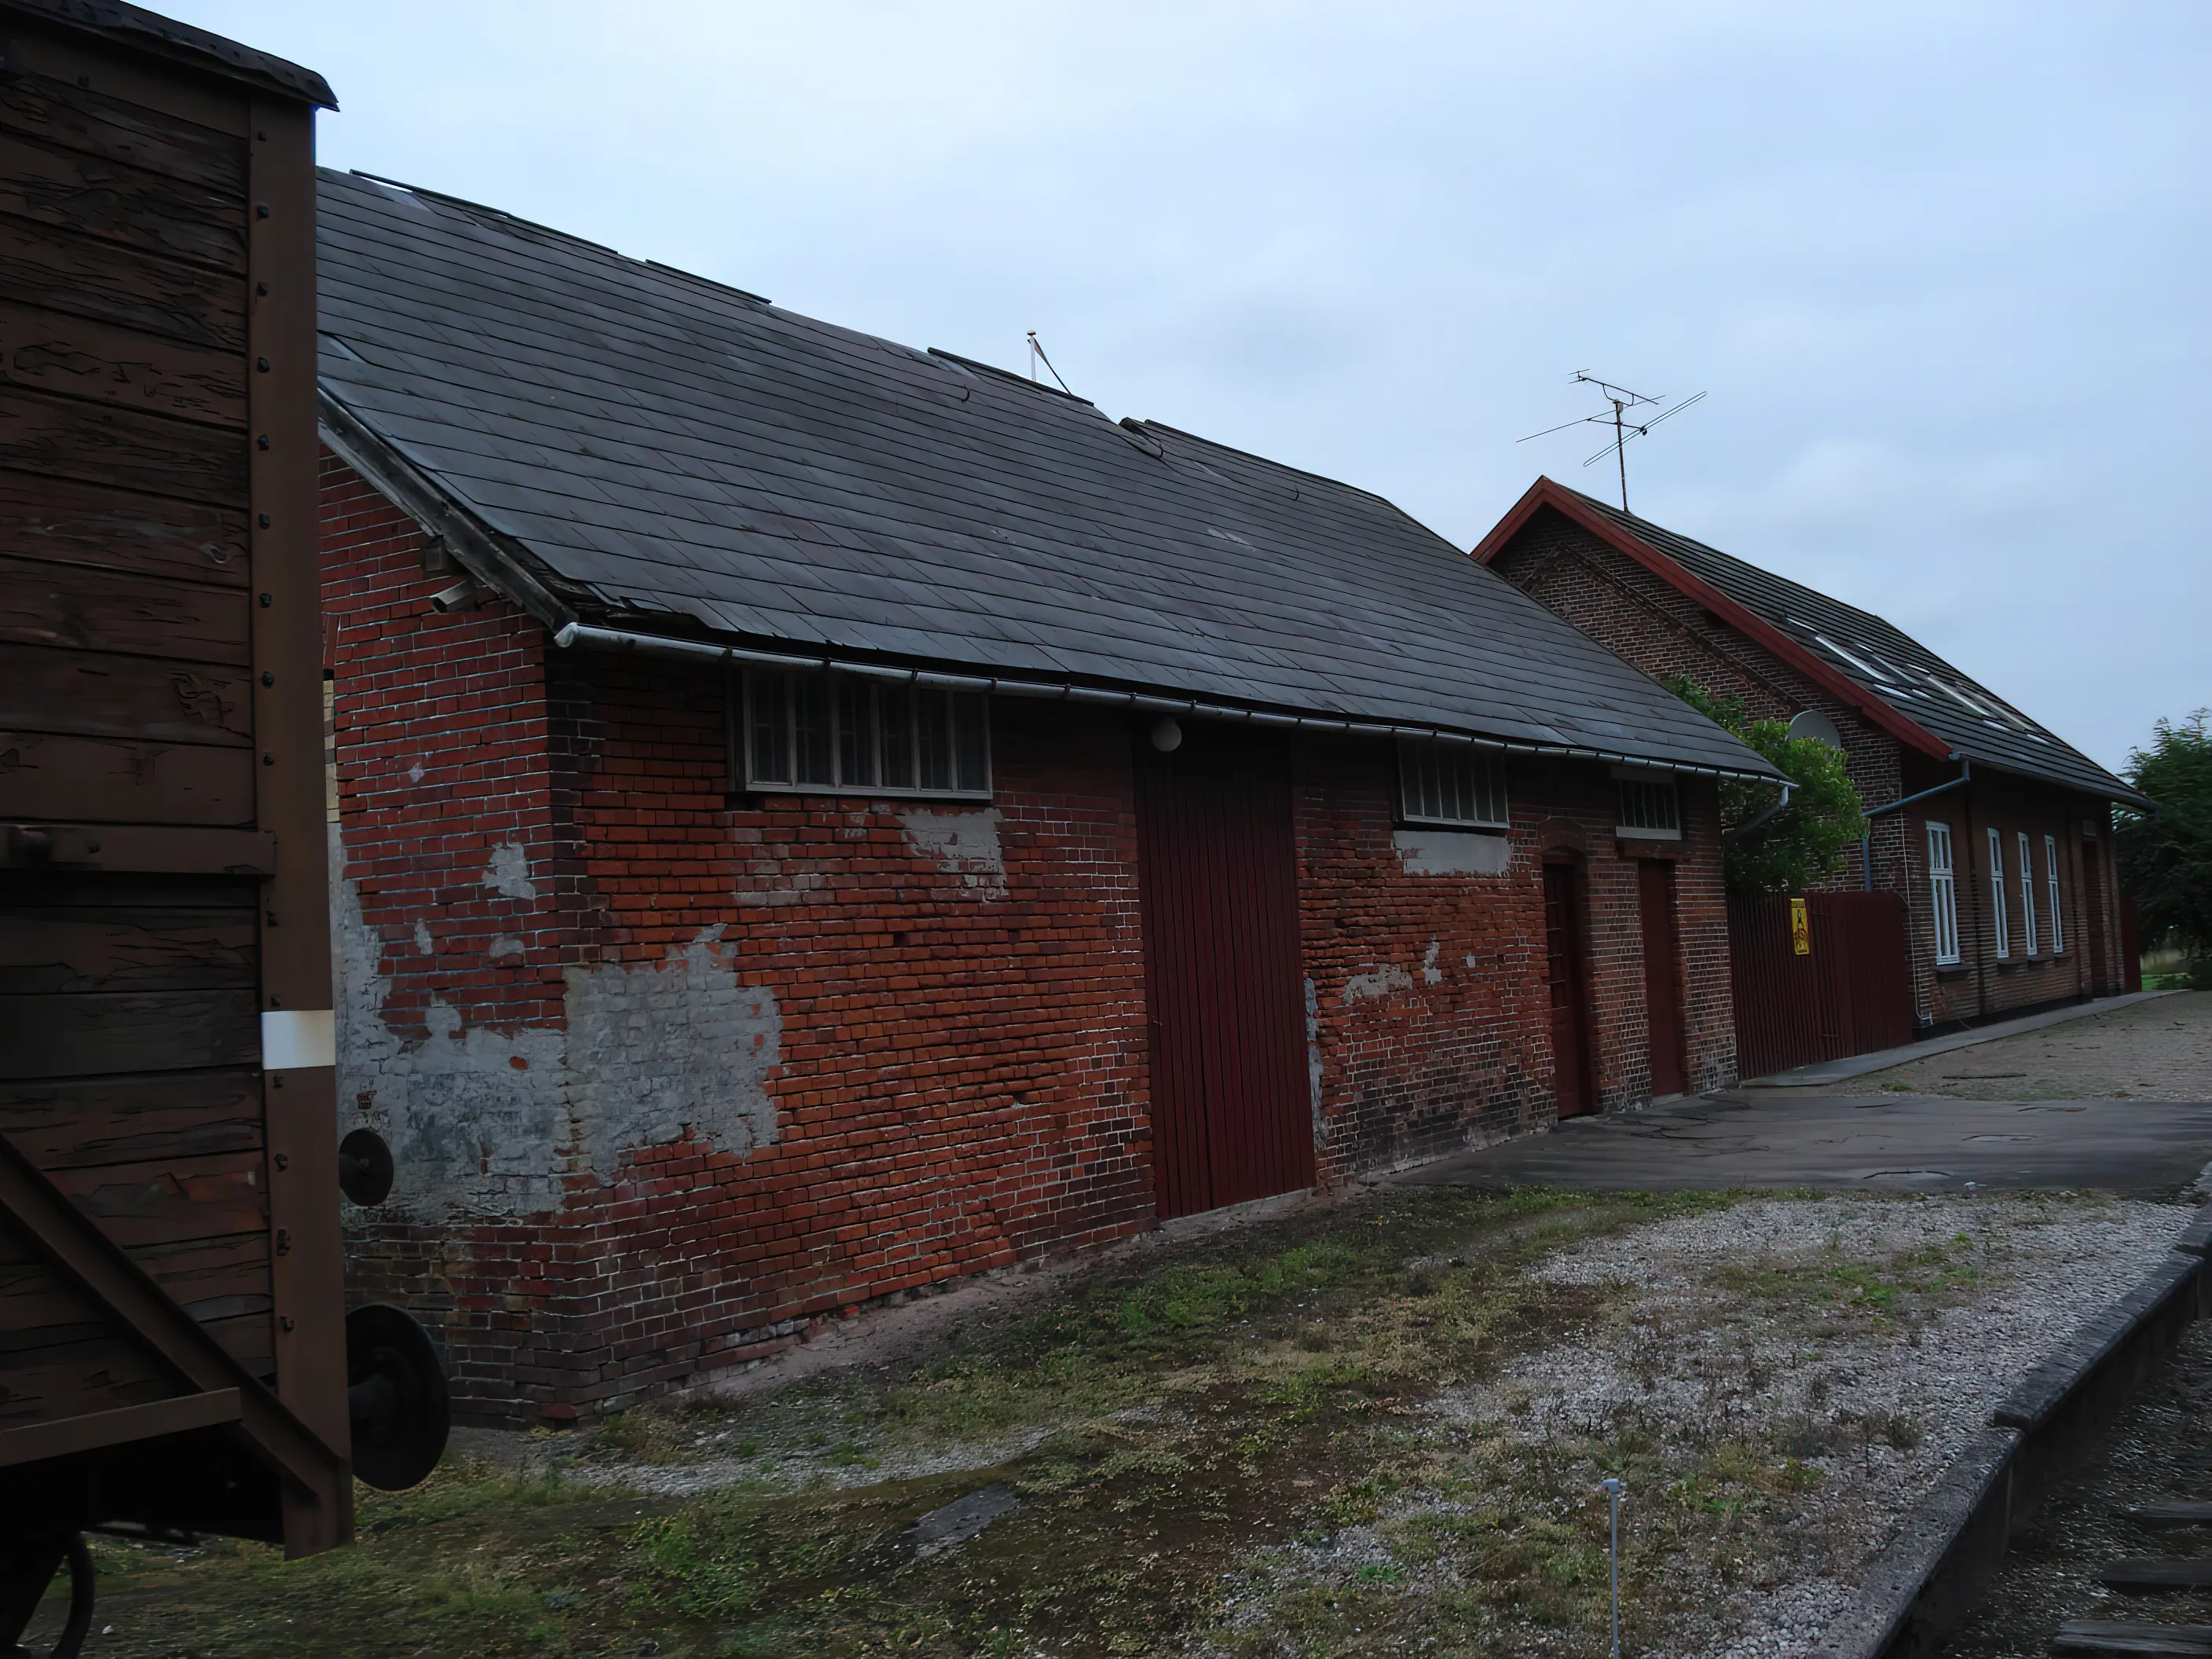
[
  {"xmin": 1517, "ymin": 372, "xmax": 1706, "ymax": 513},
  {"xmin": 1026, "ymin": 330, "xmax": 1073, "ymax": 394}
]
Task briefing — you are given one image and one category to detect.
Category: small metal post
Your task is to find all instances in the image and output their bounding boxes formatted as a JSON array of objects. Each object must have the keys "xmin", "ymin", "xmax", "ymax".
[{"xmin": 1605, "ymin": 1476, "xmax": 1624, "ymax": 1657}]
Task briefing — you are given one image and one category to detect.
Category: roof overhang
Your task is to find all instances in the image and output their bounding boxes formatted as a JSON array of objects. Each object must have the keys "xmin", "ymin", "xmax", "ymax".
[
  {"xmin": 1471, "ymin": 478, "xmax": 1957, "ymax": 765},
  {"xmin": 554, "ymin": 621, "xmax": 1789, "ymax": 786},
  {"xmin": 324, "ymin": 393, "xmax": 1785, "ymax": 789}
]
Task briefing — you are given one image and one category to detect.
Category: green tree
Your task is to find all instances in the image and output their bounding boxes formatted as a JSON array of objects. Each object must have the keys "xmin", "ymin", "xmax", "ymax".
[
  {"xmin": 2115, "ymin": 709, "xmax": 2212, "ymax": 965},
  {"xmin": 1668, "ymin": 678, "xmax": 1866, "ymax": 897}
]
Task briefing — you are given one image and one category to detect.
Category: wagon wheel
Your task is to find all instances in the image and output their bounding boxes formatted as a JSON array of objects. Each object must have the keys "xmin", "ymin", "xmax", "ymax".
[{"xmin": 0, "ymin": 1533, "xmax": 96, "ymax": 1659}]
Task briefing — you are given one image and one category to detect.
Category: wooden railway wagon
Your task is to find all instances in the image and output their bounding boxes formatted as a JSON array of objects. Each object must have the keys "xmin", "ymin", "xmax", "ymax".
[{"xmin": 0, "ymin": 3, "xmax": 442, "ymax": 1647}]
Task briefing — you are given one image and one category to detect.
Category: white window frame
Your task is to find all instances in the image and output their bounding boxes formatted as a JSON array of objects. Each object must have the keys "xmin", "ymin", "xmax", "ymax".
[
  {"xmin": 1613, "ymin": 771, "xmax": 1682, "ymax": 840},
  {"xmin": 2045, "ymin": 834, "xmax": 2064, "ymax": 954},
  {"xmin": 2016, "ymin": 831, "xmax": 2037, "ymax": 957},
  {"xmin": 1987, "ymin": 826, "xmax": 2009, "ymax": 960},
  {"xmin": 1927, "ymin": 821, "xmax": 1960, "ymax": 965},
  {"xmin": 742, "ymin": 668, "xmax": 991, "ymax": 800},
  {"xmin": 1397, "ymin": 739, "xmax": 1508, "ymax": 830}
]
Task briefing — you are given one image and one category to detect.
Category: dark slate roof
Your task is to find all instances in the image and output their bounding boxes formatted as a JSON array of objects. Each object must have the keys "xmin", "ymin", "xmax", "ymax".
[
  {"xmin": 1558, "ymin": 485, "xmax": 2145, "ymax": 805},
  {"xmin": 0, "ymin": 0, "xmax": 335, "ymax": 106},
  {"xmin": 313, "ymin": 169, "xmax": 1778, "ymax": 780}
]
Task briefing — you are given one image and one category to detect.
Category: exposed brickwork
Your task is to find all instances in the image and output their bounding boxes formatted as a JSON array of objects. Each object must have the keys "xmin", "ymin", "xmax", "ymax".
[
  {"xmin": 324, "ymin": 458, "xmax": 1737, "ymax": 1423},
  {"xmin": 1489, "ymin": 505, "xmax": 2129, "ymax": 1030}
]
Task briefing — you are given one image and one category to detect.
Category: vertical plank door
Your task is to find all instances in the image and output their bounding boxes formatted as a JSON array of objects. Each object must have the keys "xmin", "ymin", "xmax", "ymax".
[
  {"xmin": 1542, "ymin": 862, "xmax": 1595, "ymax": 1118},
  {"xmin": 1638, "ymin": 860, "xmax": 1686, "ymax": 1097},
  {"xmin": 1135, "ymin": 738, "xmax": 1312, "ymax": 1220}
]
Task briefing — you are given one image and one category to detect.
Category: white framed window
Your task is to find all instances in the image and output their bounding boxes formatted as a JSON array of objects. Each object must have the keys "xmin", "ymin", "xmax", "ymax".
[
  {"xmin": 1928, "ymin": 821, "xmax": 1960, "ymax": 965},
  {"xmin": 1398, "ymin": 739, "xmax": 1507, "ymax": 830},
  {"xmin": 2017, "ymin": 831, "xmax": 2038, "ymax": 956},
  {"xmin": 744, "ymin": 668, "xmax": 990, "ymax": 798},
  {"xmin": 2045, "ymin": 834, "xmax": 2064, "ymax": 954},
  {"xmin": 1614, "ymin": 776, "xmax": 1682, "ymax": 840},
  {"xmin": 1987, "ymin": 827, "xmax": 2009, "ymax": 959}
]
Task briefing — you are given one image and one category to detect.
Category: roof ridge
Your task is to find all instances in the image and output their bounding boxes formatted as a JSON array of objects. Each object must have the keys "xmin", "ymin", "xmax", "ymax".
[
  {"xmin": 1135, "ymin": 419, "xmax": 1393, "ymax": 504},
  {"xmin": 1538, "ymin": 480, "xmax": 2144, "ymax": 804},
  {"xmin": 1560, "ymin": 479, "xmax": 1913, "ymax": 644},
  {"xmin": 925, "ymin": 347, "xmax": 1094, "ymax": 406},
  {"xmin": 342, "ymin": 171, "xmax": 775, "ymax": 312}
]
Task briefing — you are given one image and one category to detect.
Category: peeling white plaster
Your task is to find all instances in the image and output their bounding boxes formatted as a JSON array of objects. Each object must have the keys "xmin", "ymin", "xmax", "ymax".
[
  {"xmin": 331, "ymin": 822, "xmax": 567, "ymax": 1218},
  {"xmin": 407, "ymin": 760, "xmax": 424, "ymax": 784},
  {"xmin": 1342, "ymin": 964, "xmax": 1415, "ymax": 1003},
  {"xmin": 413, "ymin": 919, "xmax": 433, "ymax": 956},
  {"xmin": 565, "ymin": 928, "xmax": 782, "ymax": 1182},
  {"xmin": 489, "ymin": 936, "xmax": 525, "ymax": 958},
  {"xmin": 1392, "ymin": 829, "xmax": 1512, "ymax": 877},
  {"xmin": 331, "ymin": 825, "xmax": 782, "ymax": 1221},
  {"xmin": 898, "ymin": 807, "xmax": 1007, "ymax": 898},
  {"xmin": 1304, "ymin": 977, "xmax": 1326, "ymax": 1144},
  {"xmin": 1423, "ymin": 940, "xmax": 1444, "ymax": 984},
  {"xmin": 484, "ymin": 841, "xmax": 537, "ymax": 900}
]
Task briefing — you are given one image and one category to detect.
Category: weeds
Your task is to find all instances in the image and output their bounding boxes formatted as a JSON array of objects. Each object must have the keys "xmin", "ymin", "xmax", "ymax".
[{"xmin": 74, "ymin": 1184, "xmax": 2040, "ymax": 1659}]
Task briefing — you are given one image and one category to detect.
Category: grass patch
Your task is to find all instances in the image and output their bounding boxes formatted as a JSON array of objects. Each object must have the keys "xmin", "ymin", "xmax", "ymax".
[{"xmin": 71, "ymin": 1185, "xmax": 1793, "ymax": 1657}]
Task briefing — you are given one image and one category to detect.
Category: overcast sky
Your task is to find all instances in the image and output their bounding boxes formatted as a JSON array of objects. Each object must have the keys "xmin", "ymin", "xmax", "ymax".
[{"xmin": 181, "ymin": 2, "xmax": 2206, "ymax": 772}]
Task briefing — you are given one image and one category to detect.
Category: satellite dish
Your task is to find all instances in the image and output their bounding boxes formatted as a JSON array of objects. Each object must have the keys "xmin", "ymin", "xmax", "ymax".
[{"xmin": 1786, "ymin": 709, "xmax": 1844, "ymax": 751}]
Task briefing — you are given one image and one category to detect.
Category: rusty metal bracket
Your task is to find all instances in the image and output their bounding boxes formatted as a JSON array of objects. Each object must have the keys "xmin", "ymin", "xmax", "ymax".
[{"xmin": 0, "ymin": 1132, "xmax": 346, "ymax": 1511}]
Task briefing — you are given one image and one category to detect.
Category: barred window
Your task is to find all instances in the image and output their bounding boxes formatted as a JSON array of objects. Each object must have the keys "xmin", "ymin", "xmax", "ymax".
[
  {"xmin": 1616, "ymin": 778, "xmax": 1681, "ymax": 839},
  {"xmin": 1397, "ymin": 740, "xmax": 1507, "ymax": 829},
  {"xmin": 745, "ymin": 669, "xmax": 989, "ymax": 797}
]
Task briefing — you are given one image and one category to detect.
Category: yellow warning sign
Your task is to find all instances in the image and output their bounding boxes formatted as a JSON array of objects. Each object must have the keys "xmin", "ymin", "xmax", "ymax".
[{"xmin": 1789, "ymin": 897, "xmax": 1811, "ymax": 955}]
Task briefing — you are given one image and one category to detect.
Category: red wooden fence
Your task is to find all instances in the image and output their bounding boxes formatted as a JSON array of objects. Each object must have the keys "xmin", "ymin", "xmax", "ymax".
[{"xmin": 1728, "ymin": 892, "xmax": 1916, "ymax": 1080}]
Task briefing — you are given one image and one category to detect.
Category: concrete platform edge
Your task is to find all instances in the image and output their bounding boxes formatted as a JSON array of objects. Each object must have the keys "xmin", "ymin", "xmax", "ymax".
[{"xmin": 1821, "ymin": 1201, "xmax": 2212, "ymax": 1659}]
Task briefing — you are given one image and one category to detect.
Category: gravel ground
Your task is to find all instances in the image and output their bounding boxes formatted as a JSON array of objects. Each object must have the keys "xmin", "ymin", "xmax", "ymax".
[
  {"xmin": 1937, "ymin": 1314, "xmax": 2212, "ymax": 1656},
  {"xmin": 1861, "ymin": 991, "xmax": 2212, "ymax": 1101},
  {"xmin": 1202, "ymin": 1194, "xmax": 2198, "ymax": 1658}
]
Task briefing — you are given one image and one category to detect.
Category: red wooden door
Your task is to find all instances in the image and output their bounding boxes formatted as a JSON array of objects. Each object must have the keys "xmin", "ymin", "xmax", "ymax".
[
  {"xmin": 1135, "ymin": 738, "xmax": 1313, "ymax": 1218},
  {"xmin": 1638, "ymin": 860, "xmax": 1686, "ymax": 1097},
  {"xmin": 1542, "ymin": 862, "xmax": 1595, "ymax": 1118}
]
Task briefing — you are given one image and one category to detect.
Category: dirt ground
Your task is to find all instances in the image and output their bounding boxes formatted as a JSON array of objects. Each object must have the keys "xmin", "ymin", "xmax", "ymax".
[
  {"xmin": 46, "ymin": 1185, "xmax": 2197, "ymax": 1659},
  {"xmin": 1858, "ymin": 992, "xmax": 2212, "ymax": 1101}
]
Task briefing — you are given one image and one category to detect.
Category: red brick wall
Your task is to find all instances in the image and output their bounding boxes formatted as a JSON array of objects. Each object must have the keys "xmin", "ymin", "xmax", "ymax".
[
  {"xmin": 324, "ymin": 459, "xmax": 1735, "ymax": 1422},
  {"xmin": 321, "ymin": 452, "xmax": 581, "ymax": 1414},
  {"xmin": 1902, "ymin": 768, "xmax": 2108, "ymax": 1025},
  {"xmin": 1293, "ymin": 745, "xmax": 1733, "ymax": 1177}
]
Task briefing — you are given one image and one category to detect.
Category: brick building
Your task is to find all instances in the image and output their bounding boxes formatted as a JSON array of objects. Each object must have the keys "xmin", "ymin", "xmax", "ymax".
[
  {"xmin": 313, "ymin": 174, "xmax": 1777, "ymax": 1424},
  {"xmin": 1476, "ymin": 479, "xmax": 2149, "ymax": 1034}
]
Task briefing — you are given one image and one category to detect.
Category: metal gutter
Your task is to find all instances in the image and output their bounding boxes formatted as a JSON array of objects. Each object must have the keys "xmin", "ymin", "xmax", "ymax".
[
  {"xmin": 1857, "ymin": 761, "xmax": 1972, "ymax": 891},
  {"xmin": 1722, "ymin": 782, "xmax": 1794, "ymax": 844},
  {"xmin": 550, "ymin": 620, "xmax": 1788, "ymax": 786}
]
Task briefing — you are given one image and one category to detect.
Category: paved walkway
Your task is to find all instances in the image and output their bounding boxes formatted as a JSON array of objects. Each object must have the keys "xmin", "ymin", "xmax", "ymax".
[
  {"xmin": 1746, "ymin": 990, "xmax": 2178, "ymax": 1088},
  {"xmin": 1401, "ymin": 1092, "xmax": 2212, "ymax": 1198},
  {"xmin": 1852, "ymin": 990, "xmax": 2212, "ymax": 1102}
]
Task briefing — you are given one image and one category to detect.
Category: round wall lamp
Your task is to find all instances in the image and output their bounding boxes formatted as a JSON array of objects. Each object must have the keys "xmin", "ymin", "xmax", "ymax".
[{"xmin": 1150, "ymin": 716, "xmax": 1183, "ymax": 753}]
